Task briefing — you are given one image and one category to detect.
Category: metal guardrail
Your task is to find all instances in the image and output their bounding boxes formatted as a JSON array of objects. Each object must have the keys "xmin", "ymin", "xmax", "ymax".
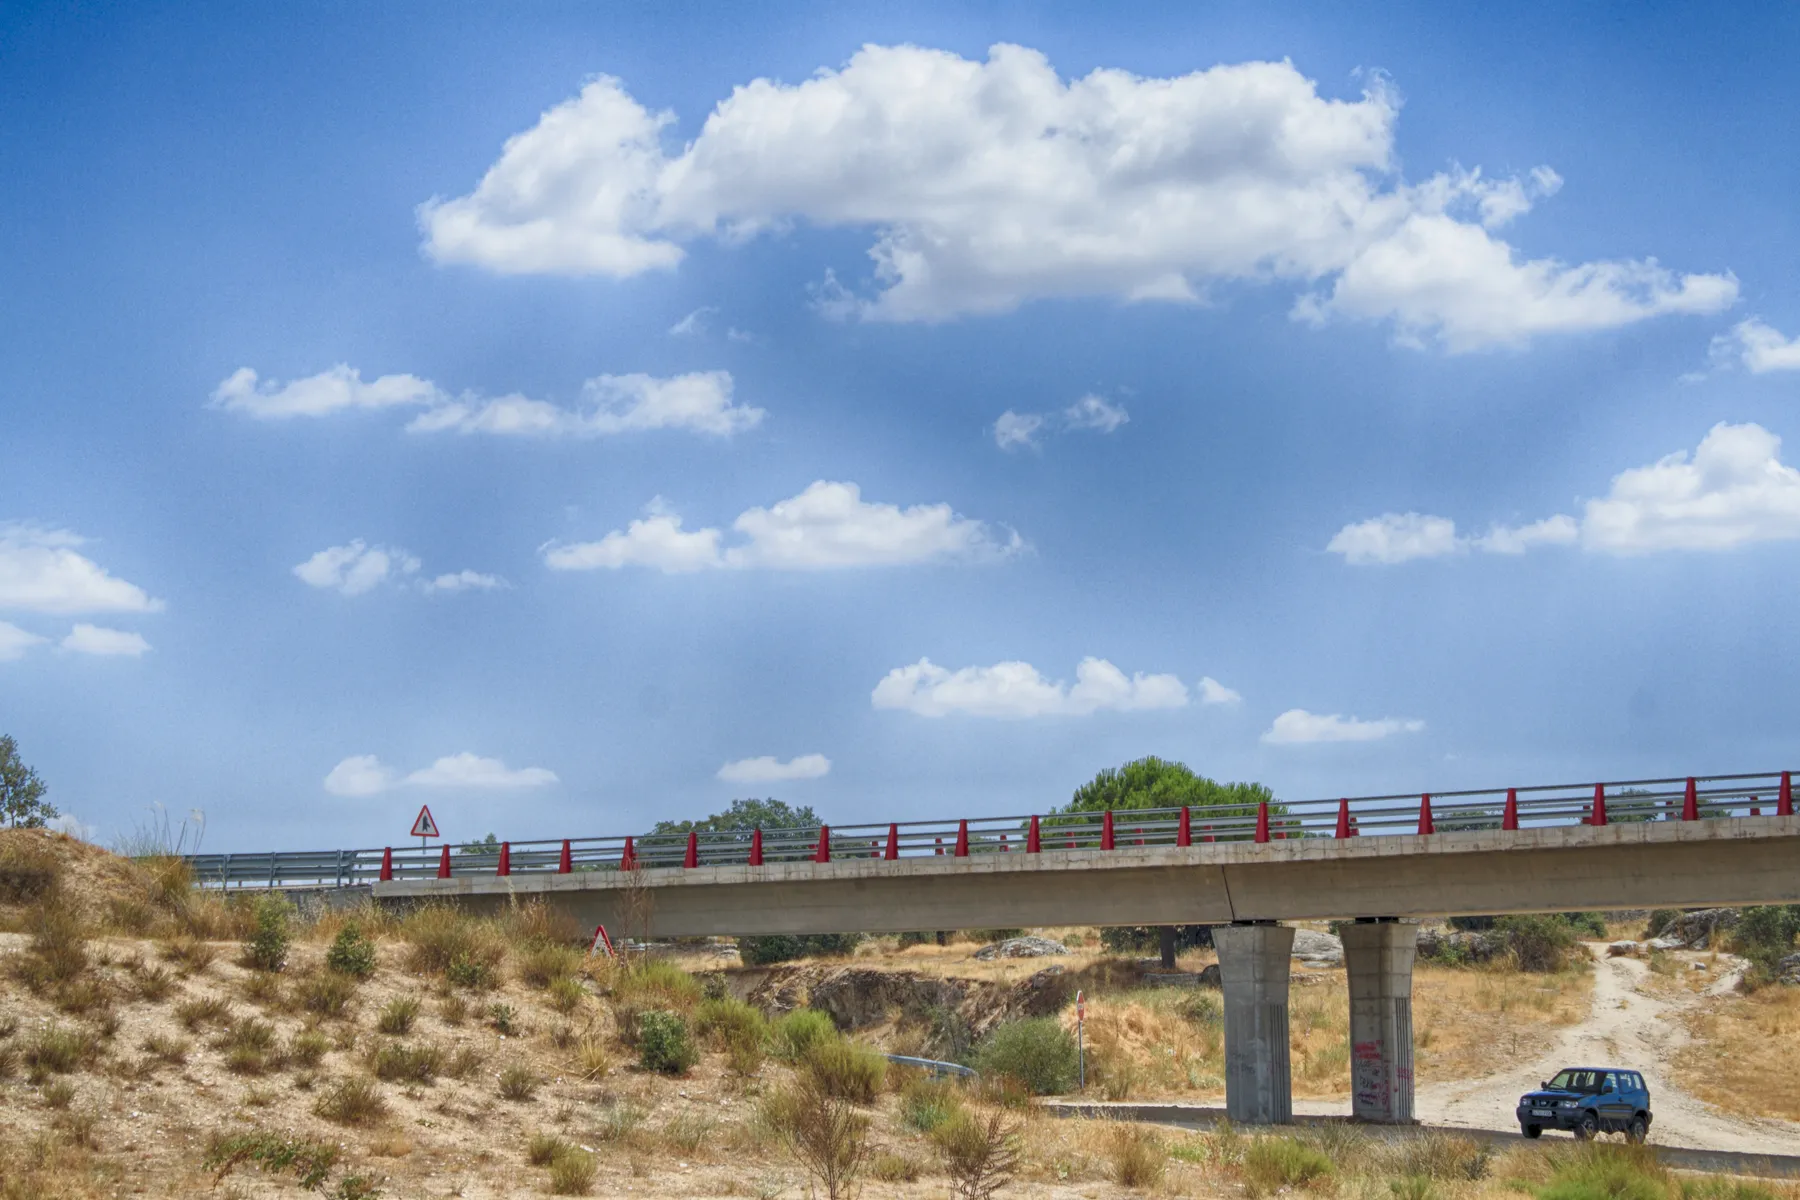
[{"xmin": 183, "ymin": 770, "xmax": 1796, "ymax": 890}]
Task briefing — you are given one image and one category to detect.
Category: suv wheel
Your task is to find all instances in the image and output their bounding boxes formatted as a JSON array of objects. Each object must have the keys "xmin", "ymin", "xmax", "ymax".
[
  {"xmin": 1521, "ymin": 1124, "xmax": 1542, "ymax": 1139},
  {"xmin": 1627, "ymin": 1115, "xmax": 1648, "ymax": 1144},
  {"xmin": 1574, "ymin": 1111, "xmax": 1599, "ymax": 1141}
]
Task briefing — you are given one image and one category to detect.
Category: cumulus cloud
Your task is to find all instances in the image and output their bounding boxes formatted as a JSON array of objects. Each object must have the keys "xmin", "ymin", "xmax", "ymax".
[
  {"xmin": 419, "ymin": 45, "xmax": 1733, "ymax": 348},
  {"xmin": 872, "ymin": 656, "xmax": 1188, "ymax": 718},
  {"xmin": 293, "ymin": 541, "xmax": 420, "ymax": 596},
  {"xmin": 0, "ymin": 620, "xmax": 46, "ymax": 661},
  {"xmin": 545, "ymin": 482, "xmax": 1020, "ymax": 573},
  {"xmin": 62, "ymin": 624, "xmax": 152, "ymax": 657},
  {"xmin": 994, "ymin": 394, "xmax": 1130, "ymax": 451},
  {"xmin": 407, "ymin": 371, "xmax": 762, "ymax": 438},
  {"xmin": 1710, "ymin": 318, "xmax": 1800, "ymax": 374},
  {"xmin": 1331, "ymin": 423, "xmax": 1800, "ymax": 562},
  {"xmin": 1198, "ymin": 676, "xmax": 1242, "ymax": 705},
  {"xmin": 214, "ymin": 366, "xmax": 760, "ymax": 439},
  {"xmin": 211, "ymin": 365, "xmax": 444, "ymax": 419},
  {"xmin": 1262, "ymin": 709, "xmax": 1424, "ymax": 744},
  {"xmin": 717, "ymin": 753, "xmax": 832, "ymax": 784},
  {"xmin": 423, "ymin": 570, "xmax": 508, "ymax": 593},
  {"xmin": 1327, "ymin": 513, "xmax": 1463, "ymax": 565},
  {"xmin": 0, "ymin": 524, "xmax": 163, "ymax": 616},
  {"xmin": 324, "ymin": 752, "xmax": 559, "ymax": 796}
]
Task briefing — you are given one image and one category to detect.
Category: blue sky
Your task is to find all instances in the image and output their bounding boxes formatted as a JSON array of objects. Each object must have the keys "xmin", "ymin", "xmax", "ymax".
[{"xmin": 4, "ymin": 2, "xmax": 1798, "ymax": 852}]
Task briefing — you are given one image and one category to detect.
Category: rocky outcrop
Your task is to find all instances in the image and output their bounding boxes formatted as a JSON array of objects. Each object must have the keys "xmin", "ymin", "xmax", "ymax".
[
  {"xmin": 1291, "ymin": 929, "xmax": 1343, "ymax": 967},
  {"xmin": 1659, "ymin": 909, "xmax": 1740, "ymax": 950},
  {"xmin": 973, "ymin": 936, "xmax": 1068, "ymax": 960},
  {"xmin": 1416, "ymin": 927, "xmax": 1506, "ymax": 964},
  {"xmin": 1777, "ymin": 953, "xmax": 1800, "ymax": 986}
]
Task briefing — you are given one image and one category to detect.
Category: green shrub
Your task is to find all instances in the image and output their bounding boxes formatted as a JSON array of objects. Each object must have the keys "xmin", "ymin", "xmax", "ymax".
[
  {"xmin": 204, "ymin": 1130, "xmax": 340, "ymax": 1191},
  {"xmin": 1108, "ymin": 1124, "xmax": 1167, "ymax": 1189},
  {"xmin": 243, "ymin": 895, "xmax": 290, "ymax": 973},
  {"xmin": 498, "ymin": 1062, "xmax": 540, "ymax": 1100},
  {"xmin": 1733, "ymin": 905, "xmax": 1800, "ymax": 983},
  {"xmin": 636, "ymin": 1010, "xmax": 698, "ymax": 1075},
  {"xmin": 900, "ymin": 1075, "xmax": 964, "ymax": 1133},
  {"xmin": 737, "ymin": 933, "xmax": 864, "ymax": 965},
  {"xmin": 527, "ymin": 1131, "xmax": 570, "ymax": 1166},
  {"xmin": 1244, "ymin": 1136, "xmax": 1334, "ymax": 1192},
  {"xmin": 548, "ymin": 1148, "xmax": 596, "ymax": 1195},
  {"xmin": 326, "ymin": 923, "xmax": 378, "ymax": 978},
  {"xmin": 376, "ymin": 995, "xmax": 420, "ymax": 1035},
  {"xmin": 298, "ymin": 972, "xmax": 358, "ymax": 1018},
  {"xmin": 804, "ymin": 1037, "xmax": 886, "ymax": 1102},
  {"xmin": 546, "ymin": 976, "xmax": 587, "ymax": 1014},
  {"xmin": 370, "ymin": 1042, "xmax": 442, "ymax": 1083},
  {"xmin": 313, "ymin": 1076, "xmax": 388, "ymax": 1125},
  {"xmin": 615, "ymin": 959, "xmax": 703, "ymax": 1010},
  {"xmin": 772, "ymin": 1008, "xmax": 838, "ymax": 1062},
  {"xmin": 517, "ymin": 943, "xmax": 584, "ymax": 988},
  {"xmin": 972, "ymin": 1018, "xmax": 1078, "ymax": 1095},
  {"xmin": 24, "ymin": 1024, "xmax": 97, "ymax": 1075},
  {"xmin": 402, "ymin": 905, "xmax": 505, "ymax": 981},
  {"xmin": 288, "ymin": 1030, "xmax": 330, "ymax": 1068},
  {"xmin": 695, "ymin": 997, "xmax": 766, "ymax": 1048},
  {"xmin": 1645, "ymin": 910, "xmax": 1680, "ymax": 938},
  {"xmin": 1496, "ymin": 915, "xmax": 1579, "ymax": 973},
  {"xmin": 1535, "ymin": 1143, "xmax": 1669, "ymax": 1200}
]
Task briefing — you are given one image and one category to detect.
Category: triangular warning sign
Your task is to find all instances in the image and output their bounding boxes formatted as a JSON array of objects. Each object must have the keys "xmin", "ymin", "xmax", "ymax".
[{"xmin": 409, "ymin": 805, "xmax": 440, "ymax": 839}]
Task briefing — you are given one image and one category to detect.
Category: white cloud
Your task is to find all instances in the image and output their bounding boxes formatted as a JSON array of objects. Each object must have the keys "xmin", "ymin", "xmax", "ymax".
[
  {"xmin": 211, "ymin": 365, "xmax": 444, "ymax": 419},
  {"xmin": 1474, "ymin": 515, "xmax": 1579, "ymax": 555},
  {"xmin": 293, "ymin": 541, "xmax": 420, "ymax": 596},
  {"xmin": 423, "ymin": 570, "xmax": 508, "ymax": 593},
  {"xmin": 545, "ymin": 482, "xmax": 1020, "ymax": 573},
  {"xmin": 407, "ymin": 371, "xmax": 762, "ymax": 438},
  {"xmin": 404, "ymin": 753, "xmax": 559, "ymax": 789},
  {"xmin": 1333, "ymin": 423, "xmax": 1800, "ymax": 563},
  {"xmin": 1326, "ymin": 512, "xmax": 1463, "ymax": 565},
  {"xmin": 0, "ymin": 524, "xmax": 163, "ymax": 615},
  {"xmin": 324, "ymin": 752, "xmax": 559, "ymax": 796},
  {"xmin": 1198, "ymin": 676, "xmax": 1242, "ymax": 705},
  {"xmin": 1063, "ymin": 394, "xmax": 1130, "ymax": 434},
  {"xmin": 1262, "ymin": 709, "xmax": 1424, "ymax": 744},
  {"xmin": 717, "ymin": 753, "xmax": 832, "ymax": 784},
  {"xmin": 47, "ymin": 812, "xmax": 96, "ymax": 841},
  {"xmin": 0, "ymin": 620, "xmax": 46, "ymax": 661},
  {"xmin": 1581, "ymin": 422, "xmax": 1800, "ymax": 553},
  {"xmin": 419, "ymin": 46, "xmax": 1733, "ymax": 348},
  {"xmin": 62, "ymin": 624, "xmax": 151, "ymax": 657},
  {"xmin": 994, "ymin": 410, "xmax": 1046, "ymax": 451},
  {"xmin": 872, "ymin": 656, "xmax": 1188, "ymax": 718},
  {"xmin": 215, "ymin": 366, "xmax": 761, "ymax": 440},
  {"xmin": 324, "ymin": 755, "xmax": 399, "ymax": 797},
  {"xmin": 994, "ymin": 395, "xmax": 1129, "ymax": 451},
  {"xmin": 1710, "ymin": 318, "xmax": 1800, "ymax": 374},
  {"xmin": 669, "ymin": 306, "xmax": 717, "ymax": 336}
]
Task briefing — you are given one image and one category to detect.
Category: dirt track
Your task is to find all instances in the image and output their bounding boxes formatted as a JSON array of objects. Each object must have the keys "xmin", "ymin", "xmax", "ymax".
[{"xmin": 1413, "ymin": 943, "xmax": 1800, "ymax": 1155}]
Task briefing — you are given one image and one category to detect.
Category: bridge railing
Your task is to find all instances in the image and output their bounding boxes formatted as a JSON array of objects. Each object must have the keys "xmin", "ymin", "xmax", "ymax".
[{"xmin": 183, "ymin": 770, "xmax": 1794, "ymax": 889}]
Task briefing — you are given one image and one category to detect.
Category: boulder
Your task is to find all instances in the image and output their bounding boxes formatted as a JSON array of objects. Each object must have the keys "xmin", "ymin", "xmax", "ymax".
[
  {"xmin": 1417, "ymin": 927, "xmax": 1505, "ymax": 965},
  {"xmin": 1606, "ymin": 941, "xmax": 1641, "ymax": 958},
  {"xmin": 1777, "ymin": 953, "xmax": 1800, "ymax": 986},
  {"xmin": 1646, "ymin": 936, "xmax": 1685, "ymax": 952},
  {"xmin": 1291, "ymin": 929, "xmax": 1344, "ymax": 967},
  {"xmin": 1661, "ymin": 909, "xmax": 1740, "ymax": 950},
  {"xmin": 1197, "ymin": 963, "xmax": 1222, "ymax": 988},
  {"xmin": 973, "ymin": 935, "xmax": 1069, "ymax": 961}
]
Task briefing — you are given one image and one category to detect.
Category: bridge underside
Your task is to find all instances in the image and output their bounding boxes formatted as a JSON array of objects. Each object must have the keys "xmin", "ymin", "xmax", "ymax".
[{"xmin": 374, "ymin": 815, "xmax": 1800, "ymax": 938}]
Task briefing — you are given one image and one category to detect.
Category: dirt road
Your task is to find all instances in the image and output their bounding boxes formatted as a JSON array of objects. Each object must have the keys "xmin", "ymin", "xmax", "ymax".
[{"xmin": 1414, "ymin": 943, "xmax": 1800, "ymax": 1155}]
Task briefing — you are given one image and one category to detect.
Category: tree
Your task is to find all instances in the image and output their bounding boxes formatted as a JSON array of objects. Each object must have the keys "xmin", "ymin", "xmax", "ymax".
[
  {"xmin": 651, "ymin": 798, "xmax": 821, "ymax": 838},
  {"xmin": 1055, "ymin": 757, "xmax": 1275, "ymax": 966},
  {"xmin": 1, "ymin": 735, "xmax": 57, "ymax": 829}
]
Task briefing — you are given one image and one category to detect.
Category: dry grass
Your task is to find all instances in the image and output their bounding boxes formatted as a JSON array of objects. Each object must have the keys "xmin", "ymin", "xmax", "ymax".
[{"xmin": 1676, "ymin": 983, "xmax": 1800, "ymax": 1120}]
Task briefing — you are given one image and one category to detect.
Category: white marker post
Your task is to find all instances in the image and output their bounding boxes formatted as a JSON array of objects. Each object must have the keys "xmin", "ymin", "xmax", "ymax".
[{"xmin": 1076, "ymin": 989, "xmax": 1086, "ymax": 1091}]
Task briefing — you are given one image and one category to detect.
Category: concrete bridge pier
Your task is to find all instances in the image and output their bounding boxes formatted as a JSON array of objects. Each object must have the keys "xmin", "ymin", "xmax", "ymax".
[
  {"xmin": 1341, "ymin": 919, "xmax": 1419, "ymax": 1123},
  {"xmin": 1214, "ymin": 921, "xmax": 1294, "ymax": 1124}
]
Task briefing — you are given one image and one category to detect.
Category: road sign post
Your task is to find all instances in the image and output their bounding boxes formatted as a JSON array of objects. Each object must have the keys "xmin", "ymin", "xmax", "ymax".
[{"xmin": 410, "ymin": 805, "xmax": 439, "ymax": 860}]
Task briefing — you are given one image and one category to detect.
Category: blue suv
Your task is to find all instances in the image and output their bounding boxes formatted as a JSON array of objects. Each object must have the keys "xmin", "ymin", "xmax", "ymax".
[{"xmin": 1517, "ymin": 1067, "xmax": 1652, "ymax": 1142}]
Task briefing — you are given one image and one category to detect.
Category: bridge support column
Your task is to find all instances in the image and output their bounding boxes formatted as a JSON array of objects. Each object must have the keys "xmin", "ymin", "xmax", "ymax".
[
  {"xmin": 1341, "ymin": 919, "xmax": 1418, "ymax": 1124},
  {"xmin": 1215, "ymin": 922, "xmax": 1294, "ymax": 1125}
]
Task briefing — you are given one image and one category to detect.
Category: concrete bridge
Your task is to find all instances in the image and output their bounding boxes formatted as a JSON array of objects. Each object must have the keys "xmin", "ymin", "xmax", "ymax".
[{"xmin": 189, "ymin": 771, "xmax": 1800, "ymax": 1128}]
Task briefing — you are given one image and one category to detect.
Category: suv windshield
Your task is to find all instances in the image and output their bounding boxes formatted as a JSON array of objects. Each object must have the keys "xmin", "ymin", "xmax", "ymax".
[{"xmin": 1547, "ymin": 1070, "xmax": 1605, "ymax": 1093}]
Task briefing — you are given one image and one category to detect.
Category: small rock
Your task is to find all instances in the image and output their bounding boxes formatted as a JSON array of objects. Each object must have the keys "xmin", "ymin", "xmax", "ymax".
[
  {"xmin": 1692, "ymin": 961, "xmax": 1708, "ymax": 971},
  {"xmin": 973, "ymin": 935, "xmax": 1069, "ymax": 961},
  {"xmin": 1776, "ymin": 953, "xmax": 1800, "ymax": 986}
]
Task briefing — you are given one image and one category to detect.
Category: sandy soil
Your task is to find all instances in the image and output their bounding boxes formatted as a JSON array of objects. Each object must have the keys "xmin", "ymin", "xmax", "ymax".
[{"xmin": 1412, "ymin": 942, "xmax": 1800, "ymax": 1155}]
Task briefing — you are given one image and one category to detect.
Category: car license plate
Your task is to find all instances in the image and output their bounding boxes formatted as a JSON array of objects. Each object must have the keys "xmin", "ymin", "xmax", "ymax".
[{"xmin": 1532, "ymin": 1108, "xmax": 1552, "ymax": 1117}]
